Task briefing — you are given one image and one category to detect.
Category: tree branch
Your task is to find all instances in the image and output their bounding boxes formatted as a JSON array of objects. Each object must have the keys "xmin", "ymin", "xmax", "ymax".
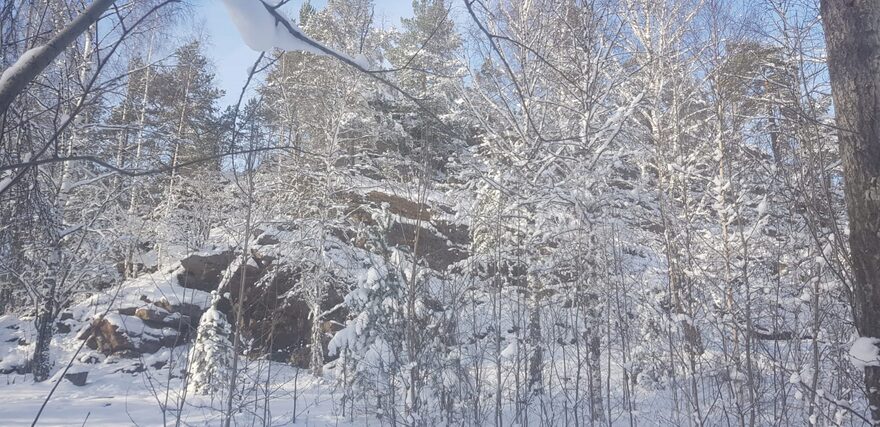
[
  {"xmin": 0, "ymin": 145, "xmax": 315, "ymax": 179},
  {"xmin": 0, "ymin": 0, "xmax": 116, "ymax": 113}
]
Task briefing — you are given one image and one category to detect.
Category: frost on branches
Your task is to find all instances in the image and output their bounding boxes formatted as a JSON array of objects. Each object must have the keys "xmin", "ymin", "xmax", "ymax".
[{"xmin": 2, "ymin": 0, "xmax": 879, "ymax": 425}]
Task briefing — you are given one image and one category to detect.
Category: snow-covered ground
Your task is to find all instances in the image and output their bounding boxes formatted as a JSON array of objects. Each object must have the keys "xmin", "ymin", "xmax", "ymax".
[
  {"xmin": 0, "ymin": 268, "xmax": 348, "ymax": 426},
  {"xmin": 0, "ymin": 356, "xmax": 342, "ymax": 426}
]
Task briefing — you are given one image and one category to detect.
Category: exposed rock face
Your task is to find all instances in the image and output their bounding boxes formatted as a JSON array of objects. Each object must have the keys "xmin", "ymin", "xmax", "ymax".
[
  {"xmin": 366, "ymin": 191, "xmax": 435, "ymax": 222},
  {"xmin": 222, "ymin": 254, "xmax": 346, "ymax": 367},
  {"xmin": 344, "ymin": 191, "xmax": 470, "ymax": 271},
  {"xmin": 177, "ymin": 251, "xmax": 235, "ymax": 291},
  {"xmin": 85, "ymin": 302, "xmax": 200, "ymax": 355},
  {"xmin": 385, "ymin": 220, "xmax": 468, "ymax": 271},
  {"xmin": 160, "ymin": 246, "xmax": 346, "ymax": 368},
  {"xmin": 83, "ymin": 186, "xmax": 470, "ymax": 364}
]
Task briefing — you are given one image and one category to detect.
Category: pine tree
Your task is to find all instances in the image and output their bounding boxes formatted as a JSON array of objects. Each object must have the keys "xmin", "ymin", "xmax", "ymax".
[
  {"xmin": 152, "ymin": 40, "xmax": 224, "ymax": 262},
  {"xmin": 187, "ymin": 291, "xmax": 233, "ymax": 396},
  {"xmin": 328, "ymin": 208, "xmax": 409, "ymax": 418}
]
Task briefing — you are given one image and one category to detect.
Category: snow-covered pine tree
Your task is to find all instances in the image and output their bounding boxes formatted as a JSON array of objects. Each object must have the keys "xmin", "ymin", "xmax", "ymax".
[
  {"xmin": 328, "ymin": 207, "xmax": 416, "ymax": 423},
  {"xmin": 187, "ymin": 291, "xmax": 233, "ymax": 396}
]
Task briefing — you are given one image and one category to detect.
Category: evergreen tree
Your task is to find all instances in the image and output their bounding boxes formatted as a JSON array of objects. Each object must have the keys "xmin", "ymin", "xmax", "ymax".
[
  {"xmin": 187, "ymin": 291, "xmax": 233, "ymax": 396},
  {"xmin": 328, "ymin": 208, "xmax": 411, "ymax": 421},
  {"xmin": 151, "ymin": 40, "xmax": 224, "ymax": 262}
]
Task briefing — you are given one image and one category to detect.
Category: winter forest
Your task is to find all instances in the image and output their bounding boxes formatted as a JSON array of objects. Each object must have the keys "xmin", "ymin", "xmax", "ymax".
[{"xmin": 2, "ymin": 0, "xmax": 880, "ymax": 425}]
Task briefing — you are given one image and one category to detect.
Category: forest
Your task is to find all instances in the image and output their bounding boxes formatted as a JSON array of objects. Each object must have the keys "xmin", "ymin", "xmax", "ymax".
[{"xmin": 2, "ymin": 0, "xmax": 880, "ymax": 426}]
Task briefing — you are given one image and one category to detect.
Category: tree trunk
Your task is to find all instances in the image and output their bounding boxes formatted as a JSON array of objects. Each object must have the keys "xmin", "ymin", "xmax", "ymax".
[
  {"xmin": 309, "ymin": 293, "xmax": 324, "ymax": 376},
  {"xmin": 0, "ymin": 0, "xmax": 115, "ymax": 113},
  {"xmin": 31, "ymin": 300, "xmax": 55, "ymax": 381},
  {"xmin": 527, "ymin": 286, "xmax": 543, "ymax": 395},
  {"xmin": 31, "ymin": 243, "xmax": 60, "ymax": 382},
  {"xmin": 819, "ymin": 2, "xmax": 880, "ymax": 423},
  {"xmin": 586, "ymin": 327, "xmax": 603, "ymax": 422}
]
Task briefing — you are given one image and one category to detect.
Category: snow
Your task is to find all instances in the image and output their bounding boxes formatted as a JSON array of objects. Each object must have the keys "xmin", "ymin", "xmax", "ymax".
[
  {"xmin": 500, "ymin": 340, "xmax": 518, "ymax": 359},
  {"xmin": 327, "ymin": 323, "xmax": 353, "ymax": 356},
  {"xmin": 850, "ymin": 337, "xmax": 880, "ymax": 369},
  {"xmin": 0, "ymin": 344, "xmax": 29, "ymax": 373},
  {"xmin": 103, "ymin": 312, "xmax": 144, "ymax": 330},
  {"xmin": 0, "ymin": 232, "xmax": 873, "ymax": 426},
  {"xmin": 222, "ymin": 0, "xmax": 323, "ymax": 54},
  {"xmin": 1, "ymin": 0, "xmax": 868, "ymax": 424},
  {"xmin": 0, "ymin": 266, "xmax": 345, "ymax": 426},
  {"xmin": 0, "ymin": 359, "xmax": 339, "ymax": 426},
  {"xmin": 0, "ymin": 171, "xmax": 14, "ymax": 194},
  {"xmin": 220, "ymin": 0, "xmax": 369, "ymax": 68},
  {"xmin": 79, "ymin": 268, "xmax": 213, "ymax": 315},
  {"xmin": 0, "ymin": 45, "xmax": 48, "ymax": 91}
]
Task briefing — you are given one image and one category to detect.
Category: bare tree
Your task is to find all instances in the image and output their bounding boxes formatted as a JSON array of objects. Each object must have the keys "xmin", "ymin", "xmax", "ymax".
[{"xmin": 0, "ymin": 0, "xmax": 116, "ymax": 113}]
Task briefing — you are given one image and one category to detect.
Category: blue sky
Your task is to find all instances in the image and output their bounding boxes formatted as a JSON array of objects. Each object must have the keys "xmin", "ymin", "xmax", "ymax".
[{"xmin": 187, "ymin": 0, "xmax": 414, "ymax": 106}]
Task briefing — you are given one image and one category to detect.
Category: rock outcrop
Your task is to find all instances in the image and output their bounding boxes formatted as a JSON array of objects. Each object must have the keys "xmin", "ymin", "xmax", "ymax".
[
  {"xmin": 85, "ymin": 300, "xmax": 200, "ymax": 355},
  {"xmin": 177, "ymin": 251, "xmax": 236, "ymax": 291},
  {"xmin": 343, "ymin": 190, "xmax": 470, "ymax": 270},
  {"xmin": 79, "ymin": 187, "xmax": 469, "ymax": 364}
]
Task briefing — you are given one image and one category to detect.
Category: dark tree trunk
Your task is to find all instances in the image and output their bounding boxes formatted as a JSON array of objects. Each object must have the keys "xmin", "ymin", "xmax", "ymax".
[
  {"xmin": 527, "ymin": 297, "xmax": 543, "ymax": 395},
  {"xmin": 819, "ymin": 2, "xmax": 880, "ymax": 423},
  {"xmin": 526, "ymin": 271, "xmax": 544, "ymax": 397},
  {"xmin": 587, "ymin": 328, "xmax": 603, "ymax": 422},
  {"xmin": 31, "ymin": 303, "xmax": 55, "ymax": 381}
]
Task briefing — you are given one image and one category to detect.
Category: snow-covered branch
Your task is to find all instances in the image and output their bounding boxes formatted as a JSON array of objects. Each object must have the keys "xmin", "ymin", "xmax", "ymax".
[{"xmin": 0, "ymin": 0, "xmax": 116, "ymax": 113}]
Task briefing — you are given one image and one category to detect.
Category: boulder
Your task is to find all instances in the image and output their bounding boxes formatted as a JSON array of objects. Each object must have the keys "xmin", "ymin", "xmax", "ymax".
[
  {"xmin": 64, "ymin": 371, "xmax": 88, "ymax": 386},
  {"xmin": 151, "ymin": 299, "xmax": 202, "ymax": 329},
  {"xmin": 85, "ymin": 316, "xmax": 134, "ymax": 354},
  {"xmin": 84, "ymin": 306, "xmax": 199, "ymax": 355},
  {"xmin": 256, "ymin": 233, "xmax": 280, "ymax": 246},
  {"xmin": 55, "ymin": 311, "xmax": 75, "ymax": 334},
  {"xmin": 134, "ymin": 306, "xmax": 170, "ymax": 323},
  {"xmin": 177, "ymin": 250, "xmax": 235, "ymax": 291}
]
